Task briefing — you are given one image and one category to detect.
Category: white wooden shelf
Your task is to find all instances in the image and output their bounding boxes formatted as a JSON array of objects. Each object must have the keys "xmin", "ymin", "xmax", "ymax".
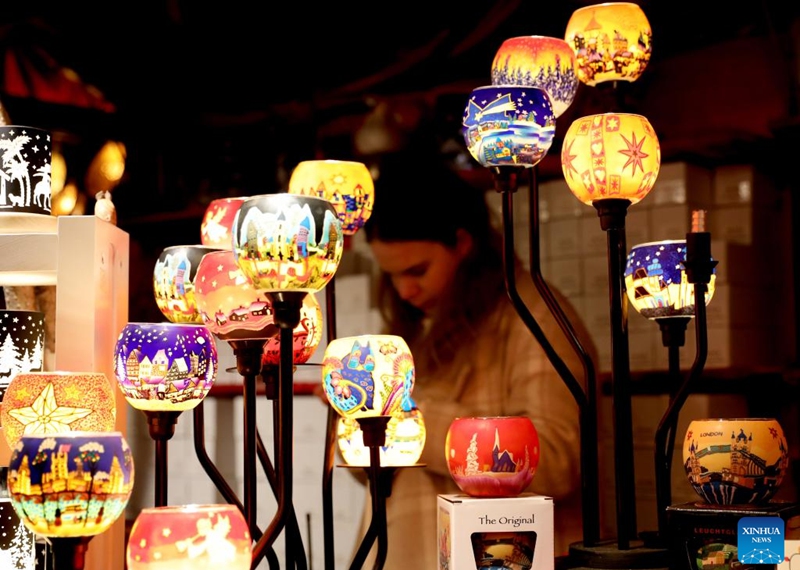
[{"xmin": 0, "ymin": 214, "xmax": 130, "ymax": 570}]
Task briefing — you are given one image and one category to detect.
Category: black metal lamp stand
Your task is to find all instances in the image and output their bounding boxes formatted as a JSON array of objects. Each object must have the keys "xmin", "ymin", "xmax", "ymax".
[
  {"xmin": 654, "ymin": 215, "xmax": 717, "ymax": 543},
  {"xmin": 347, "ymin": 415, "xmax": 392, "ymax": 570},
  {"xmin": 492, "ymin": 165, "xmax": 601, "ymax": 549},
  {"xmin": 252, "ymin": 291, "xmax": 307, "ymax": 570},
  {"xmin": 142, "ymin": 410, "xmax": 181, "ymax": 507}
]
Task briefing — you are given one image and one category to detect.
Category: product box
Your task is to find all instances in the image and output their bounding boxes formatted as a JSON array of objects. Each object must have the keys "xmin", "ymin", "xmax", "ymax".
[
  {"xmin": 437, "ymin": 493, "xmax": 554, "ymax": 570},
  {"xmin": 666, "ymin": 500, "xmax": 800, "ymax": 570}
]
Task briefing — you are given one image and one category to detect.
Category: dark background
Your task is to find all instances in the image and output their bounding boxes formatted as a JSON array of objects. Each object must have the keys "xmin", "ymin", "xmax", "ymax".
[{"xmin": 1, "ymin": 1, "xmax": 799, "ymax": 322}]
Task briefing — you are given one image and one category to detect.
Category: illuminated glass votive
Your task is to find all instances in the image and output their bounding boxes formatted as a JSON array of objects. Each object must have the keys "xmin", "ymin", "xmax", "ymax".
[
  {"xmin": 0, "ymin": 372, "xmax": 117, "ymax": 449},
  {"xmin": 232, "ymin": 194, "xmax": 344, "ymax": 293},
  {"xmin": 337, "ymin": 406, "xmax": 426, "ymax": 467},
  {"xmin": 0, "ymin": 310, "xmax": 45, "ymax": 403},
  {"xmin": 322, "ymin": 335, "xmax": 415, "ymax": 419},
  {"xmin": 564, "ymin": 2, "xmax": 653, "ymax": 86},
  {"xmin": 113, "ymin": 323, "xmax": 218, "ymax": 412},
  {"xmin": 194, "ymin": 249, "xmax": 279, "ymax": 341},
  {"xmin": 491, "ymin": 36, "xmax": 579, "ymax": 118},
  {"xmin": 624, "ymin": 240, "xmax": 716, "ymax": 319},
  {"xmin": 561, "ymin": 113, "xmax": 660, "ymax": 206},
  {"xmin": 462, "ymin": 85, "xmax": 555, "ymax": 169},
  {"xmin": 154, "ymin": 245, "xmax": 223, "ymax": 323},
  {"xmin": 288, "ymin": 160, "xmax": 375, "ymax": 235},
  {"xmin": 127, "ymin": 504, "xmax": 252, "ymax": 570},
  {"xmin": 262, "ymin": 292, "xmax": 323, "ymax": 367},
  {"xmin": 7, "ymin": 431, "xmax": 134, "ymax": 537},
  {"xmin": 200, "ymin": 197, "xmax": 247, "ymax": 249},
  {"xmin": 0, "ymin": 126, "xmax": 52, "ymax": 216}
]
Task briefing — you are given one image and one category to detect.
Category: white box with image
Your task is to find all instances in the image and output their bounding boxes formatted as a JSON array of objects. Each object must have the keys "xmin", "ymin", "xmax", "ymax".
[{"xmin": 437, "ymin": 493, "xmax": 554, "ymax": 570}]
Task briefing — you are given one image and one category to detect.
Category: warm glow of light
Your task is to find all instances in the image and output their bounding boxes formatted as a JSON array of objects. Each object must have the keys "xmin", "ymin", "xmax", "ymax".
[
  {"xmin": 262, "ymin": 292, "xmax": 323, "ymax": 366},
  {"xmin": 288, "ymin": 160, "xmax": 375, "ymax": 235},
  {"xmin": 113, "ymin": 323, "xmax": 218, "ymax": 412},
  {"xmin": 232, "ymin": 194, "xmax": 343, "ymax": 293},
  {"xmin": 50, "ymin": 149, "xmax": 67, "ymax": 196},
  {"xmin": 0, "ymin": 371, "xmax": 117, "ymax": 449},
  {"xmin": 625, "ymin": 240, "xmax": 716, "ymax": 319},
  {"xmin": 322, "ymin": 335, "xmax": 415, "ymax": 419},
  {"xmin": 462, "ymin": 85, "xmax": 555, "ymax": 169},
  {"xmin": 127, "ymin": 504, "xmax": 252, "ymax": 570},
  {"xmin": 565, "ymin": 2, "xmax": 652, "ymax": 86},
  {"xmin": 200, "ymin": 197, "xmax": 247, "ymax": 249},
  {"xmin": 154, "ymin": 245, "xmax": 223, "ymax": 324},
  {"xmin": 85, "ymin": 141, "xmax": 126, "ymax": 195},
  {"xmin": 337, "ymin": 407, "xmax": 426, "ymax": 466},
  {"xmin": 50, "ymin": 181, "xmax": 79, "ymax": 216},
  {"xmin": 491, "ymin": 36, "xmax": 579, "ymax": 118},
  {"xmin": 7, "ymin": 431, "xmax": 134, "ymax": 537},
  {"xmin": 561, "ymin": 113, "xmax": 660, "ymax": 206}
]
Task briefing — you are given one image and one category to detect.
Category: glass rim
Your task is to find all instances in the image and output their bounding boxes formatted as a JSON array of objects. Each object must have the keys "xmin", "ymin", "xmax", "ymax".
[
  {"xmin": 689, "ymin": 418, "xmax": 778, "ymax": 423},
  {"xmin": 629, "ymin": 239, "xmax": 687, "ymax": 249},
  {"xmin": 137, "ymin": 503, "xmax": 245, "ymax": 515},
  {"xmin": 19, "ymin": 430, "xmax": 124, "ymax": 439}
]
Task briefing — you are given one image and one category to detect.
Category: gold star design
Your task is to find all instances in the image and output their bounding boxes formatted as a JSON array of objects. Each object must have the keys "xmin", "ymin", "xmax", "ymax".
[{"xmin": 8, "ymin": 382, "xmax": 93, "ymax": 435}]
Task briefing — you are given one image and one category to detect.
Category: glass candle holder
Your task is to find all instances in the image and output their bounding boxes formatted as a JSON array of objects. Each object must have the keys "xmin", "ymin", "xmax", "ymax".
[
  {"xmin": 625, "ymin": 240, "xmax": 717, "ymax": 319},
  {"xmin": 445, "ymin": 416, "xmax": 540, "ymax": 498},
  {"xmin": 462, "ymin": 85, "xmax": 555, "ymax": 169},
  {"xmin": 337, "ymin": 406, "xmax": 426, "ymax": 467},
  {"xmin": 564, "ymin": 2, "xmax": 653, "ymax": 86},
  {"xmin": 154, "ymin": 245, "xmax": 223, "ymax": 323},
  {"xmin": 491, "ymin": 36, "xmax": 579, "ymax": 118},
  {"xmin": 288, "ymin": 160, "xmax": 375, "ymax": 235},
  {"xmin": 0, "ymin": 126, "xmax": 53, "ymax": 217},
  {"xmin": 7, "ymin": 431, "xmax": 134, "ymax": 537},
  {"xmin": 0, "ymin": 310, "xmax": 45, "ymax": 403},
  {"xmin": 127, "ymin": 504, "xmax": 252, "ymax": 570},
  {"xmin": 113, "ymin": 323, "xmax": 218, "ymax": 412},
  {"xmin": 232, "ymin": 193, "xmax": 344, "ymax": 293},
  {"xmin": 0, "ymin": 371, "xmax": 117, "ymax": 449},
  {"xmin": 194, "ymin": 249, "xmax": 279, "ymax": 341},
  {"xmin": 683, "ymin": 418, "xmax": 790, "ymax": 505},
  {"xmin": 322, "ymin": 334, "xmax": 415, "ymax": 419},
  {"xmin": 200, "ymin": 197, "xmax": 247, "ymax": 249},
  {"xmin": 561, "ymin": 112, "xmax": 661, "ymax": 206}
]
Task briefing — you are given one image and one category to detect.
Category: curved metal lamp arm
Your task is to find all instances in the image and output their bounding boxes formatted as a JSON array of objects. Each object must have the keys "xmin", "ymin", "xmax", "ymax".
[
  {"xmin": 322, "ymin": 278, "xmax": 339, "ymax": 570},
  {"xmin": 653, "ymin": 230, "xmax": 716, "ymax": 541},
  {"xmin": 526, "ymin": 166, "xmax": 601, "ymax": 546}
]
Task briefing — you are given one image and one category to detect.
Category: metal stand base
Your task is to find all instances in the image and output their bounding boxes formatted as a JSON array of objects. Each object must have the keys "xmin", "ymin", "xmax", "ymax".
[{"xmin": 566, "ymin": 539, "xmax": 670, "ymax": 570}]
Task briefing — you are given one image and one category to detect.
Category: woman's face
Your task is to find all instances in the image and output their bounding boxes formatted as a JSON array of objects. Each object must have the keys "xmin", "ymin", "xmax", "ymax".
[{"xmin": 369, "ymin": 235, "xmax": 471, "ymax": 314}]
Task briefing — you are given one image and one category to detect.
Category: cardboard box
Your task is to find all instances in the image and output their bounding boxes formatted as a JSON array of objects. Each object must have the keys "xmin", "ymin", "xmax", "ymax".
[
  {"xmin": 437, "ymin": 493, "xmax": 554, "ymax": 570},
  {"xmin": 666, "ymin": 501, "xmax": 800, "ymax": 570}
]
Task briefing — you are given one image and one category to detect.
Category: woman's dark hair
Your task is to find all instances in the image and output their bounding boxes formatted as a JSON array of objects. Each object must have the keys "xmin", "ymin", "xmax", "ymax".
[{"xmin": 364, "ymin": 152, "xmax": 510, "ymax": 372}]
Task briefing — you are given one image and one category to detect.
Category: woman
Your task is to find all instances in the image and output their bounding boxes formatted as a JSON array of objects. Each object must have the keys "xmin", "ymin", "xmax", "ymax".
[{"xmin": 359, "ymin": 152, "xmax": 594, "ymax": 568}]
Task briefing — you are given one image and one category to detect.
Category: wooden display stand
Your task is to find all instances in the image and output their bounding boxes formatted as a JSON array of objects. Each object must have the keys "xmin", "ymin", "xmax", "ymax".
[{"xmin": 0, "ymin": 214, "xmax": 129, "ymax": 570}]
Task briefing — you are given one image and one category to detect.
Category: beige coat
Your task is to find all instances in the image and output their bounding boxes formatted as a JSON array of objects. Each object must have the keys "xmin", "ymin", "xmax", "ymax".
[{"xmin": 357, "ymin": 275, "xmax": 595, "ymax": 569}]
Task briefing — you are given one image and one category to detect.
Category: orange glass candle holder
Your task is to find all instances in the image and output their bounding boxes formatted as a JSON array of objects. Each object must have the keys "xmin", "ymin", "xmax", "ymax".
[
  {"xmin": 564, "ymin": 2, "xmax": 653, "ymax": 86},
  {"xmin": 288, "ymin": 160, "xmax": 375, "ymax": 235},
  {"xmin": 561, "ymin": 112, "xmax": 660, "ymax": 206}
]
